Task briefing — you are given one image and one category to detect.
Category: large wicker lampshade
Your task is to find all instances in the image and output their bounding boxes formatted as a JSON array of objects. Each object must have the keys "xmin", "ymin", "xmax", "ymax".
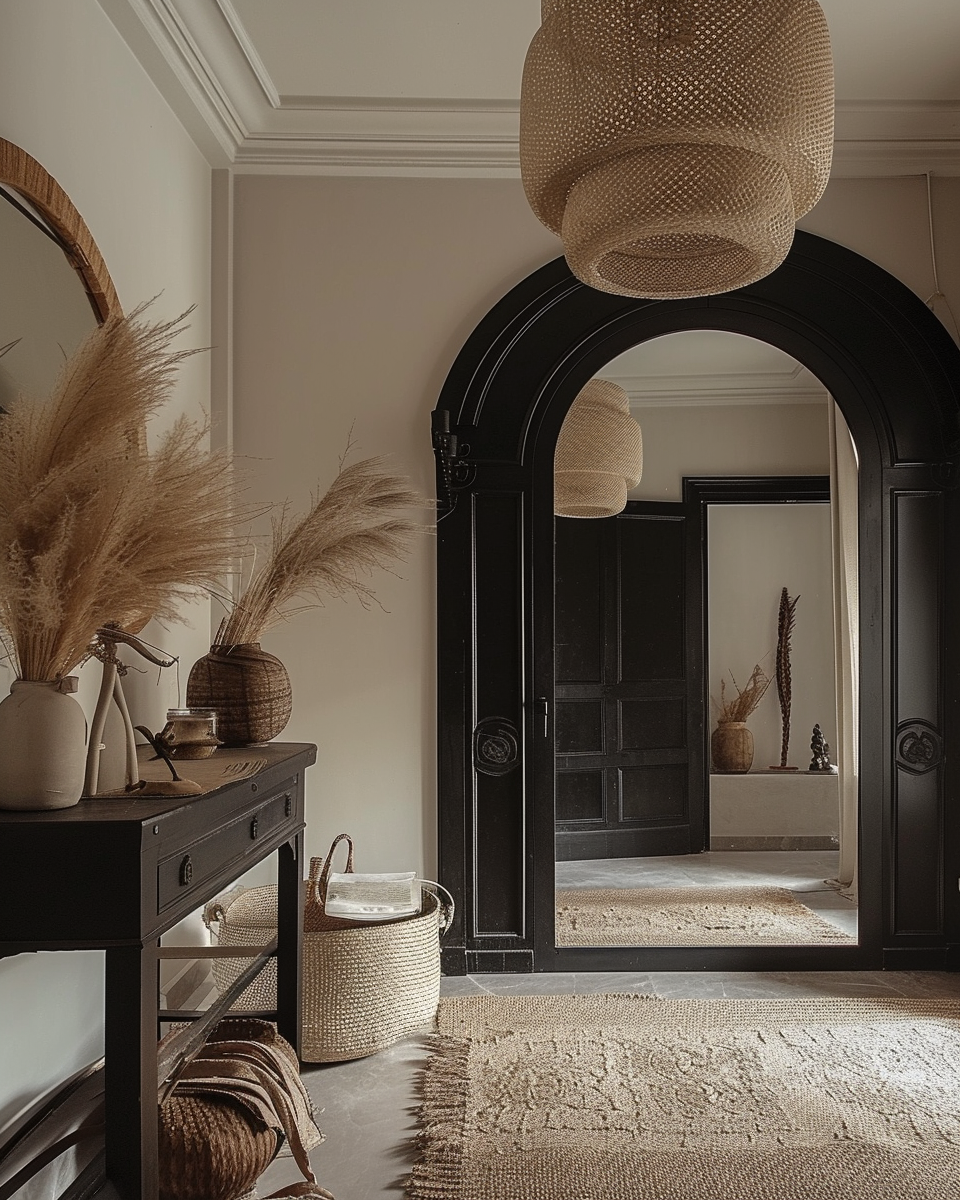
[
  {"xmin": 520, "ymin": 0, "xmax": 834, "ymax": 300},
  {"xmin": 555, "ymin": 379, "xmax": 642, "ymax": 517}
]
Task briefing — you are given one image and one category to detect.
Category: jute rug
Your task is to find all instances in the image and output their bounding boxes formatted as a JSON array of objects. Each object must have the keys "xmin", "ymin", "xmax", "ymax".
[
  {"xmin": 408, "ymin": 994, "xmax": 960, "ymax": 1200},
  {"xmin": 555, "ymin": 886, "xmax": 856, "ymax": 946}
]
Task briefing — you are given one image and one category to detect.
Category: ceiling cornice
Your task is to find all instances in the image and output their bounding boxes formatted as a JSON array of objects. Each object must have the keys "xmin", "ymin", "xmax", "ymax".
[
  {"xmin": 101, "ymin": 0, "xmax": 960, "ymax": 177},
  {"xmin": 607, "ymin": 372, "xmax": 829, "ymax": 409}
]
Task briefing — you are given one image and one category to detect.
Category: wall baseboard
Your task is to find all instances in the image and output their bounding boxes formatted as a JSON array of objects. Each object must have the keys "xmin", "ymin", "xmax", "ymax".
[{"xmin": 710, "ymin": 835, "xmax": 839, "ymax": 851}]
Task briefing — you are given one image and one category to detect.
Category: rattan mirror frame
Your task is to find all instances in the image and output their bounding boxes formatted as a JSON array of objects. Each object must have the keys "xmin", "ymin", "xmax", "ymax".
[{"xmin": 0, "ymin": 137, "xmax": 119, "ymax": 323}]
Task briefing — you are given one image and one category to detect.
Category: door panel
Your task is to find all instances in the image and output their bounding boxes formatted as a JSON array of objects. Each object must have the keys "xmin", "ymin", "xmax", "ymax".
[{"xmin": 554, "ymin": 503, "xmax": 704, "ymax": 861}]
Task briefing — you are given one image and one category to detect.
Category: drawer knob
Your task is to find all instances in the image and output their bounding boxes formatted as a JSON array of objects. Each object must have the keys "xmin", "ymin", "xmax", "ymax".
[
  {"xmin": 250, "ymin": 815, "xmax": 259, "ymax": 840},
  {"xmin": 179, "ymin": 855, "xmax": 193, "ymax": 887}
]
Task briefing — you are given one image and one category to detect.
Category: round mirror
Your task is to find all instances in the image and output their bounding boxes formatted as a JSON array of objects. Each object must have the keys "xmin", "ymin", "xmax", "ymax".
[{"xmin": 0, "ymin": 138, "xmax": 119, "ymax": 411}]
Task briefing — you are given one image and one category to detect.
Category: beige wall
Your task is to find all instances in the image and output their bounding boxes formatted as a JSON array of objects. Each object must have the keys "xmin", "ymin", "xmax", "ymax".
[
  {"xmin": 232, "ymin": 172, "xmax": 960, "ymax": 882},
  {"xmin": 0, "ymin": 0, "xmax": 213, "ymax": 1134},
  {"xmin": 232, "ymin": 178, "xmax": 558, "ymax": 874},
  {"xmin": 630, "ymin": 402, "xmax": 830, "ymax": 502},
  {"xmin": 708, "ymin": 502, "xmax": 836, "ymax": 770}
]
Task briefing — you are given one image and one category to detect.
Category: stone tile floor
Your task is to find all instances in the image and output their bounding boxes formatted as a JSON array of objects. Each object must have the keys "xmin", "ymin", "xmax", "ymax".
[{"xmin": 255, "ymin": 967, "xmax": 960, "ymax": 1199}]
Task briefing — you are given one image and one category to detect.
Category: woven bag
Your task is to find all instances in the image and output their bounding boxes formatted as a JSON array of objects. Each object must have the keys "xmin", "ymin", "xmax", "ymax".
[
  {"xmin": 158, "ymin": 1018, "xmax": 331, "ymax": 1200},
  {"xmin": 208, "ymin": 835, "xmax": 454, "ymax": 1063}
]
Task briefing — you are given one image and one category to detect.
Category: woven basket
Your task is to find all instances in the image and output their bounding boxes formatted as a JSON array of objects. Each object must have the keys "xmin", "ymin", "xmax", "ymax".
[
  {"xmin": 158, "ymin": 1018, "xmax": 329, "ymax": 1200},
  {"xmin": 208, "ymin": 835, "xmax": 453, "ymax": 1063},
  {"xmin": 186, "ymin": 643, "xmax": 292, "ymax": 747}
]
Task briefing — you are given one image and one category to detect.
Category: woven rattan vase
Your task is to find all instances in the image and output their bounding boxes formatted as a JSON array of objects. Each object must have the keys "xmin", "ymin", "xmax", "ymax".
[
  {"xmin": 555, "ymin": 379, "xmax": 642, "ymax": 517},
  {"xmin": 520, "ymin": 0, "xmax": 834, "ymax": 298},
  {"xmin": 186, "ymin": 643, "xmax": 292, "ymax": 747}
]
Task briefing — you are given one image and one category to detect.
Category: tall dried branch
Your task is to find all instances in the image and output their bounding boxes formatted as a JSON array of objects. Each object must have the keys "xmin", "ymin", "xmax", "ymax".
[
  {"xmin": 713, "ymin": 662, "xmax": 772, "ymax": 723},
  {"xmin": 0, "ymin": 305, "xmax": 245, "ymax": 681},
  {"xmin": 775, "ymin": 586, "xmax": 800, "ymax": 768},
  {"xmin": 217, "ymin": 455, "xmax": 424, "ymax": 646}
]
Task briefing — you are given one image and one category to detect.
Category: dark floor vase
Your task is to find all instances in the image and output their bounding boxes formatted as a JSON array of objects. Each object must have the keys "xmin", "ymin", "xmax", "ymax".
[{"xmin": 186, "ymin": 643, "xmax": 292, "ymax": 747}]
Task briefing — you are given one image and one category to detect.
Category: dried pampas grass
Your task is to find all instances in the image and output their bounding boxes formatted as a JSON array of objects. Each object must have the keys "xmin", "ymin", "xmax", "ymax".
[
  {"xmin": 0, "ymin": 303, "xmax": 242, "ymax": 681},
  {"xmin": 217, "ymin": 454, "xmax": 423, "ymax": 646},
  {"xmin": 714, "ymin": 662, "xmax": 772, "ymax": 723}
]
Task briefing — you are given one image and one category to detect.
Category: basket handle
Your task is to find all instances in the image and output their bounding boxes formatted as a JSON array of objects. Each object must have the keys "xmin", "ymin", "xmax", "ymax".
[
  {"xmin": 307, "ymin": 833, "xmax": 355, "ymax": 915},
  {"xmin": 419, "ymin": 880, "xmax": 455, "ymax": 937}
]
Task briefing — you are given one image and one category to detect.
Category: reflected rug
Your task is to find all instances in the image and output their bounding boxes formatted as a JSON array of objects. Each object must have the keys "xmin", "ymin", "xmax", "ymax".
[
  {"xmin": 555, "ymin": 885, "xmax": 856, "ymax": 946},
  {"xmin": 407, "ymin": 994, "xmax": 960, "ymax": 1200}
]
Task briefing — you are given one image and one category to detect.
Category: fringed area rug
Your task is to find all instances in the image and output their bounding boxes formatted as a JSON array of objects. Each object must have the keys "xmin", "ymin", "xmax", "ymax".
[
  {"xmin": 555, "ymin": 885, "xmax": 856, "ymax": 946},
  {"xmin": 407, "ymin": 994, "xmax": 960, "ymax": 1200}
]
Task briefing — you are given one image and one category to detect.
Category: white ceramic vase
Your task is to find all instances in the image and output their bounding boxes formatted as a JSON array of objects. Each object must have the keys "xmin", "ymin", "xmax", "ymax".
[{"xmin": 0, "ymin": 677, "xmax": 86, "ymax": 810}]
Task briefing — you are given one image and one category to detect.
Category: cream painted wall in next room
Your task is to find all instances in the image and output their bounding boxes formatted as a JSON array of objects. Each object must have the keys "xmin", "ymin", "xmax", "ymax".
[
  {"xmin": 0, "ymin": 0, "xmax": 214, "ymax": 1136},
  {"xmin": 232, "ymin": 173, "xmax": 960, "ymax": 880}
]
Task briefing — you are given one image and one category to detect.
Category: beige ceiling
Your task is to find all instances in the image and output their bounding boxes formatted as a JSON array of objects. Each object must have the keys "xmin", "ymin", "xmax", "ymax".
[
  {"xmin": 101, "ymin": 0, "xmax": 960, "ymax": 175},
  {"xmin": 232, "ymin": 0, "xmax": 960, "ymax": 104}
]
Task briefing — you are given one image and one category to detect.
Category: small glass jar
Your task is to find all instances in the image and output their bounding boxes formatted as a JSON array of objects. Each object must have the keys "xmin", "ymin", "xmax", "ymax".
[{"xmin": 158, "ymin": 708, "xmax": 220, "ymax": 759}]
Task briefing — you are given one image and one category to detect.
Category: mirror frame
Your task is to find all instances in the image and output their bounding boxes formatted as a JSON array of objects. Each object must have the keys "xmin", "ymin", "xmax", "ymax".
[
  {"xmin": 432, "ymin": 231, "xmax": 960, "ymax": 976},
  {"xmin": 0, "ymin": 138, "xmax": 119, "ymax": 323}
]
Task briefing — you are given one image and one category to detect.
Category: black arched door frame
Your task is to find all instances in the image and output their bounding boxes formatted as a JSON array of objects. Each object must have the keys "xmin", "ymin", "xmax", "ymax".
[{"xmin": 432, "ymin": 231, "xmax": 960, "ymax": 975}]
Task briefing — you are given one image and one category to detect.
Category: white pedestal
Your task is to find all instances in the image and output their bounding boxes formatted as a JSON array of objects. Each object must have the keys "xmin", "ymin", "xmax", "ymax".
[{"xmin": 710, "ymin": 770, "xmax": 840, "ymax": 850}]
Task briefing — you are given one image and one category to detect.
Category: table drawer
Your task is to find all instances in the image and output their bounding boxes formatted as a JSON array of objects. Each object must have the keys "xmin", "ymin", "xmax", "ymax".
[{"xmin": 158, "ymin": 787, "xmax": 295, "ymax": 911}]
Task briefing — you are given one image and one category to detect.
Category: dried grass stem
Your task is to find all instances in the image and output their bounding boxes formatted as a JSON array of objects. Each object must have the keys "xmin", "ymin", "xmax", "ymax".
[
  {"xmin": 217, "ymin": 456, "xmax": 423, "ymax": 646},
  {"xmin": 0, "ymin": 304, "xmax": 244, "ymax": 681},
  {"xmin": 714, "ymin": 663, "xmax": 772, "ymax": 723}
]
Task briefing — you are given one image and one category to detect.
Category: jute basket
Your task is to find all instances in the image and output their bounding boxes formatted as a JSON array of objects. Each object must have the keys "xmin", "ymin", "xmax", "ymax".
[
  {"xmin": 158, "ymin": 1018, "xmax": 330, "ymax": 1200},
  {"xmin": 207, "ymin": 835, "xmax": 454, "ymax": 1063}
]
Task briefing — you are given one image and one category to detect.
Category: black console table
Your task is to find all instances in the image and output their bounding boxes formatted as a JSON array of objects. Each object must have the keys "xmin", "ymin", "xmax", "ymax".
[{"xmin": 0, "ymin": 741, "xmax": 316, "ymax": 1200}]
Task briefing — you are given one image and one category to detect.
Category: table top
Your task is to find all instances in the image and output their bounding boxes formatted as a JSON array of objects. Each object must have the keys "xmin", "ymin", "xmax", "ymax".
[{"xmin": 0, "ymin": 742, "xmax": 317, "ymax": 825}]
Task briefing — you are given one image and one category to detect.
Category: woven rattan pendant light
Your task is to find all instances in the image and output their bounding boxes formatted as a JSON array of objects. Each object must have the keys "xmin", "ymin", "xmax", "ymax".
[
  {"xmin": 521, "ymin": 0, "xmax": 834, "ymax": 300},
  {"xmin": 555, "ymin": 379, "xmax": 643, "ymax": 517}
]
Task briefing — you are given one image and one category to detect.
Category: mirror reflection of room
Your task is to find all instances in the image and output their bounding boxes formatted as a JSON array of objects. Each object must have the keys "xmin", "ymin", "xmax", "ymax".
[
  {"xmin": 0, "ymin": 184, "xmax": 98, "ymax": 409},
  {"xmin": 553, "ymin": 330, "xmax": 859, "ymax": 948}
]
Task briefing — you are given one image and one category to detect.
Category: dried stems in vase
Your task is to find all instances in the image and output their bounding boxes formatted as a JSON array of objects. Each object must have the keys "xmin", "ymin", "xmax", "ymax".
[
  {"xmin": 0, "ymin": 303, "xmax": 244, "ymax": 682},
  {"xmin": 714, "ymin": 663, "xmax": 772, "ymax": 723},
  {"xmin": 216, "ymin": 454, "xmax": 423, "ymax": 647}
]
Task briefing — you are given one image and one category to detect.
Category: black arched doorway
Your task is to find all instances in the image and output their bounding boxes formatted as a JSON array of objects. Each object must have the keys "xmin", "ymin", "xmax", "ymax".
[{"xmin": 432, "ymin": 231, "xmax": 960, "ymax": 974}]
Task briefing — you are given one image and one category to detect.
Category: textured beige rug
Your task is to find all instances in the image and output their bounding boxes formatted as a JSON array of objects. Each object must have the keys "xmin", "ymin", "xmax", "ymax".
[
  {"xmin": 555, "ymin": 885, "xmax": 856, "ymax": 946},
  {"xmin": 408, "ymin": 994, "xmax": 960, "ymax": 1200}
]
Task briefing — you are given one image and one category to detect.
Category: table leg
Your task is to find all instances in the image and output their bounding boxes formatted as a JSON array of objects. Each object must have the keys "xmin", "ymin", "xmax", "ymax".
[
  {"xmin": 104, "ymin": 943, "xmax": 159, "ymax": 1200},
  {"xmin": 276, "ymin": 831, "xmax": 304, "ymax": 1056}
]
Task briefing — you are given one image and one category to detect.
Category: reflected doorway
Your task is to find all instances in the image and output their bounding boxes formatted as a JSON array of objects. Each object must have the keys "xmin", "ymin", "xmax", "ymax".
[{"xmin": 552, "ymin": 333, "xmax": 859, "ymax": 950}]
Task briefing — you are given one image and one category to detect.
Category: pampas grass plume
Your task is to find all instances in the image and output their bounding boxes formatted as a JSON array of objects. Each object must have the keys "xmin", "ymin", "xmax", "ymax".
[
  {"xmin": 0, "ymin": 303, "xmax": 243, "ymax": 681},
  {"xmin": 217, "ymin": 453, "xmax": 424, "ymax": 645}
]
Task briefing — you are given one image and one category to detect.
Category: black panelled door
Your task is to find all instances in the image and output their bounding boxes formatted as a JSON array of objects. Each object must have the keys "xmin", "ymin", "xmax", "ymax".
[{"xmin": 554, "ymin": 501, "xmax": 704, "ymax": 861}]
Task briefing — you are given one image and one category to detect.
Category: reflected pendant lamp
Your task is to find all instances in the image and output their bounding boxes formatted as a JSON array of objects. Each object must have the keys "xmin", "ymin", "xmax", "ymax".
[
  {"xmin": 520, "ymin": 0, "xmax": 834, "ymax": 300},
  {"xmin": 555, "ymin": 379, "xmax": 643, "ymax": 517}
]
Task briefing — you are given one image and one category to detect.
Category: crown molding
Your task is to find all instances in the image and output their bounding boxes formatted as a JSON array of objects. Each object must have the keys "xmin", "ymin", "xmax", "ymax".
[
  {"xmin": 607, "ymin": 372, "xmax": 829, "ymax": 409},
  {"xmin": 101, "ymin": 1, "xmax": 960, "ymax": 177}
]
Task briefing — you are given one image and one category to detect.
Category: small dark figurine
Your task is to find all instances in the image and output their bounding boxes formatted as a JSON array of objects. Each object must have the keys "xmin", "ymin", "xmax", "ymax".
[{"xmin": 808, "ymin": 723, "xmax": 836, "ymax": 772}]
